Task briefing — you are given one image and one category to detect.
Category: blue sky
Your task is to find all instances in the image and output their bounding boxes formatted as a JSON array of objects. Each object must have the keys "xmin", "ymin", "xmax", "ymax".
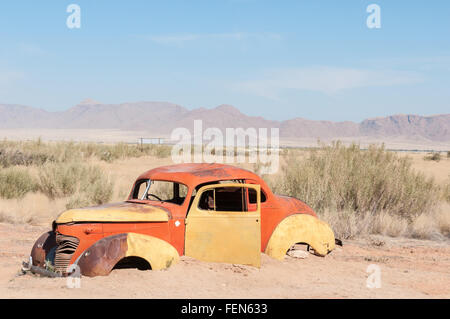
[{"xmin": 0, "ymin": 0, "xmax": 449, "ymax": 122}]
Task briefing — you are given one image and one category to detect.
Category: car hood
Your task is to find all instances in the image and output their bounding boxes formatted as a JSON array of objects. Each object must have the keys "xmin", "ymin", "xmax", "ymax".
[{"xmin": 55, "ymin": 201, "xmax": 171, "ymax": 224}]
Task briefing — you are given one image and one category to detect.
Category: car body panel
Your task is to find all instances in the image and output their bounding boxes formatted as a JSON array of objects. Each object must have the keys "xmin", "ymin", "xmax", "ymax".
[
  {"xmin": 185, "ymin": 183, "xmax": 261, "ymax": 267},
  {"xmin": 265, "ymin": 214, "xmax": 336, "ymax": 259},
  {"xmin": 126, "ymin": 232, "xmax": 179, "ymax": 270},
  {"xmin": 76, "ymin": 232, "xmax": 179, "ymax": 277},
  {"xmin": 55, "ymin": 202, "xmax": 171, "ymax": 223}
]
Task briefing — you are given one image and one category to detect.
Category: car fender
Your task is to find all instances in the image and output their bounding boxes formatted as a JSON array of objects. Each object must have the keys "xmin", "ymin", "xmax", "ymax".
[
  {"xmin": 76, "ymin": 232, "xmax": 179, "ymax": 277},
  {"xmin": 30, "ymin": 231, "xmax": 57, "ymax": 268},
  {"xmin": 265, "ymin": 214, "xmax": 335, "ymax": 260}
]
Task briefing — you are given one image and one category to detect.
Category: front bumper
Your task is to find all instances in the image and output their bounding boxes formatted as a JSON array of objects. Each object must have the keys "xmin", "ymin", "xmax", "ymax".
[{"xmin": 21, "ymin": 258, "xmax": 62, "ymax": 278}]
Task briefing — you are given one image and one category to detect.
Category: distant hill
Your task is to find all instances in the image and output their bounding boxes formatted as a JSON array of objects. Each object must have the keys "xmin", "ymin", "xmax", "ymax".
[
  {"xmin": 360, "ymin": 114, "xmax": 450, "ymax": 142},
  {"xmin": 0, "ymin": 100, "xmax": 449, "ymax": 142}
]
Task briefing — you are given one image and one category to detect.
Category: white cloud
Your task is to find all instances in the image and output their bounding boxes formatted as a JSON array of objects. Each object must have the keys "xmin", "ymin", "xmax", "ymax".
[
  {"xmin": 235, "ymin": 66, "xmax": 424, "ymax": 98},
  {"xmin": 143, "ymin": 32, "xmax": 281, "ymax": 45}
]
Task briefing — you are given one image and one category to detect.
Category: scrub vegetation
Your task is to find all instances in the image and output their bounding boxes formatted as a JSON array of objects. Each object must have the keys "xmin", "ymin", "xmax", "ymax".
[
  {"xmin": 264, "ymin": 142, "xmax": 449, "ymax": 240},
  {"xmin": 0, "ymin": 140, "xmax": 170, "ymax": 220},
  {"xmin": 0, "ymin": 139, "xmax": 448, "ymax": 241},
  {"xmin": 0, "ymin": 139, "xmax": 171, "ymax": 167}
]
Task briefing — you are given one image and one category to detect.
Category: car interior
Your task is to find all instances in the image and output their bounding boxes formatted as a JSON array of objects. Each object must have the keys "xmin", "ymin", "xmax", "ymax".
[{"xmin": 132, "ymin": 179, "xmax": 265, "ymax": 212}]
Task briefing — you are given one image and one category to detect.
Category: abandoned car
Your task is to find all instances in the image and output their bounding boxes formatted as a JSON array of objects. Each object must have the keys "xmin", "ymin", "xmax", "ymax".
[{"xmin": 26, "ymin": 163, "xmax": 336, "ymax": 277}]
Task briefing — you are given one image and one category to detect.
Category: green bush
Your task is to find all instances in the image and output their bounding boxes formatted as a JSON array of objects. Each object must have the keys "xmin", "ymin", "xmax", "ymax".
[{"xmin": 0, "ymin": 167, "xmax": 39, "ymax": 199}]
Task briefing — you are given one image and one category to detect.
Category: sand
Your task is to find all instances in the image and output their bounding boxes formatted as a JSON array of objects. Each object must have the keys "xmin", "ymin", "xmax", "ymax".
[{"xmin": 0, "ymin": 223, "xmax": 448, "ymax": 299}]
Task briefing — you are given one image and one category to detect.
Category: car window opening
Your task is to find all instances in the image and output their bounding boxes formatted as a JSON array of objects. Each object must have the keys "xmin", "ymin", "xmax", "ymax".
[
  {"xmin": 198, "ymin": 187, "xmax": 255, "ymax": 212},
  {"xmin": 131, "ymin": 179, "xmax": 188, "ymax": 206}
]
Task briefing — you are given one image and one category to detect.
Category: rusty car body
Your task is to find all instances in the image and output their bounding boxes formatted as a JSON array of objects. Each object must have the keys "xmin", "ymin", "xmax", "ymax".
[{"xmin": 28, "ymin": 163, "xmax": 336, "ymax": 277}]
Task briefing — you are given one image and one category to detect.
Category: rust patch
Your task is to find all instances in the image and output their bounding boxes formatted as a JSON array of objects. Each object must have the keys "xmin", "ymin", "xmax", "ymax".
[
  {"xmin": 77, "ymin": 233, "xmax": 128, "ymax": 277},
  {"xmin": 190, "ymin": 168, "xmax": 232, "ymax": 178},
  {"xmin": 30, "ymin": 231, "xmax": 57, "ymax": 268}
]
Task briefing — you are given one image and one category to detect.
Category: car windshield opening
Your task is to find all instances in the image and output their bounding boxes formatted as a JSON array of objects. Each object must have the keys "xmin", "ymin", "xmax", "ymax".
[{"xmin": 131, "ymin": 179, "xmax": 188, "ymax": 206}]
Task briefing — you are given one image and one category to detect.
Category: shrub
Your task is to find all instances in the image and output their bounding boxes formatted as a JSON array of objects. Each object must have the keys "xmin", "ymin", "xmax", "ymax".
[
  {"xmin": 78, "ymin": 166, "xmax": 114, "ymax": 206},
  {"xmin": 38, "ymin": 162, "xmax": 80, "ymax": 199},
  {"xmin": 410, "ymin": 213, "xmax": 438, "ymax": 239},
  {"xmin": 0, "ymin": 167, "xmax": 39, "ymax": 199},
  {"xmin": 273, "ymin": 142, "xmax": 439, "ymax": 220},
  {"xmin": 37, "ymin": 162, "xmax": 114, "ymax": 208},
  {"xmin": 100, "ymin": 151, "xmax": 113, "ymax": 162},
  {"xmin": 150, "ymin": 145, "xmax": 172, "ymax": 158},
  {"xmin": 319, "ymin": 209, "xmax": 409, "ymax": 239},
  {"xmin": 0, "ymin": 148, "xmax": 53, "ymax": 168},
  {"xmin": 98, "ymin": 143, "xmax": 138, "ymax": 161},
  {"xmin": 424, "ymin": 152, "xmax": 441, "ymax": 162},
  {"xmin": 436, "ymin": 205, "xmax": 450, "ymax": 237},
  {"xmin": 65, "ymin": 196, "xmax": 92, "ymax": 210},
  {"xmin": 318, "ymin": 210, "xmax": 371, "ymax": 239},
  {"xmin": 443, "ymin": 178, "xmax": 450, "ymax": 203}
]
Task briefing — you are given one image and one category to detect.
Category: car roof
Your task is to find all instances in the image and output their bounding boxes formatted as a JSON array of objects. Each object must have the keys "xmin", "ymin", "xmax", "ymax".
[{"xmin": 135, "ymin": 163, "xmax": 270, "ymax": 191}]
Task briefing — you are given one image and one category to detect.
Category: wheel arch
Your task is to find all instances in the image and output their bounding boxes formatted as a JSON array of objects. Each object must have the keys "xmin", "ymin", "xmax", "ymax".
[
  {"xmin": 264, "ymin": 213, "xmax": 336, "ymax": 260},
  {"xmin": 76, "ymin": 232, "xmax": 179, "ymax": 277}
]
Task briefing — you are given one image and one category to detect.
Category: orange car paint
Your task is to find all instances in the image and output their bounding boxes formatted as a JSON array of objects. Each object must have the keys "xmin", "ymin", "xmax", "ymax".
[{"xmin": 53, "ymin": 163, "xmax": 320, "ymax": 268}]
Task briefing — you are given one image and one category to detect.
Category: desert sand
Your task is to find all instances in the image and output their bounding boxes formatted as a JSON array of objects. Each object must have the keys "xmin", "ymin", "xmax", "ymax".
[{"xmin": 0, "ymin": 222, "xmax": 448, "ymax": 299}]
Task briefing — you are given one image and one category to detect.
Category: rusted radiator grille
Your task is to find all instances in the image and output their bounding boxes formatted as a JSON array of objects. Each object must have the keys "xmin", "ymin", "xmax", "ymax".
[{"xmin": 55, "ymin": 234, "xmax": 80, "ymax": 274}]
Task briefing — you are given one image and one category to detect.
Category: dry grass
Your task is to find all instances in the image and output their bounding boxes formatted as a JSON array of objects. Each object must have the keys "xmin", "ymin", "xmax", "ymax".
[
  {"xmin": 372, "ymin": 211, "xmax": 409, "ymax": 237},
  {"xmin": 262, "ymin": 142, "xmax": 449, "ymax": 240},
  {"xmin": 0, "ymin": 167, "xmax": 39, "ymax": 199},
  {"xmin": 443, "ymin": 177, "xmax": 450, "ymax": 203},
  {"xmin": 318, "ymin": 210, "xmax": 371, "ymax": 240},
  {"xmin": 38, "ymin": 162, "xmax": 113, "ymax": 206},
  {"xmin": 96, "ymin": 155, "xmax": 175, "ymax": 202},
  {"xmin": 319, "ymin": 205, "xmax": 449, "ymax": 240},
  {"xmin": 0, "ymin": 193, "xmax": 67, "ymax": 225},
  {"xmin": 434, "ymin": 203, "xmax": 450, "ymax": 237},
  {"xmin": 269, "ymin": 142, "xmax": 439, "ymax": 219},
  {"xmin": 423, "ymin": 152, "xmax": 442, "ymax": 162},
  {"xmin": 0, "ymin": 139, "xmax": 172, "ymax": 164},
  {"xmin": 0, "ymin": 139, "xmax": 172, "ymax": 210},
  {"xmin": 409, "ymin": 151, "xmax": 450, "ymax": 185},
  {"xmin": 318, "ymin": 210, "xmax": 409, "ymax": 239},
  {"xmin": 0, "ymin": 139, "xmax": 449, "ymax": 242}
]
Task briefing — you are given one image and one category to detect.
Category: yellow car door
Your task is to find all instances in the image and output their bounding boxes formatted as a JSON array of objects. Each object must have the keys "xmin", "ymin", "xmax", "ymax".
[{"xmin": 185, "ymin": 183, "xmax": 261, "ymax": 267}]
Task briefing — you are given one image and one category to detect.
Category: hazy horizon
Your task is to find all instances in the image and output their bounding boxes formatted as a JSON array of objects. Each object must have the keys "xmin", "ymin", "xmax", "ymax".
[
  {"xmin": 1, "ymin": 1, "xmax": 449, "ymax": 122},
  {"xmin": 1, "ymin": 99, "xmax": 449, "ymax": 123}
]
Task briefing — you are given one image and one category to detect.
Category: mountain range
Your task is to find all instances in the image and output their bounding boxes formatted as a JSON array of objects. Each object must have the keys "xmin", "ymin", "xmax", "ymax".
[{"xmin": 0, "ymin": 99, "xmax": 449, "ymax": 142}]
